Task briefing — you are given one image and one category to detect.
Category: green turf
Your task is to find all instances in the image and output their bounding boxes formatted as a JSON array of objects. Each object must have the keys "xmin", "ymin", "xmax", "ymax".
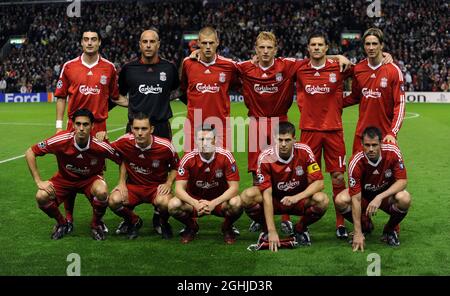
[{"xmin": 0, "ymin": 101, "xmax": 449, "ymax": 275}]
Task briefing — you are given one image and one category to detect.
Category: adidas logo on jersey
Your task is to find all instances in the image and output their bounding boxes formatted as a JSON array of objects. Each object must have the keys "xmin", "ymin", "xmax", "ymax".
[
  {"xmin": 205, "ymin": 167, "xmax": 211, "ymax": 172},
  {"xmin": 285, "ymin": 167, "xmax": 291, "ymax": 172},
  {"xmin": 314, "ymin": 72, "xmax": 320, "ymax": 76},
  {"xmin": 87, "ymin": 71, "xmax": 93, "ymax": 76},
  {"xmin": 373, "ymin": 169, "xmax": 379, "ymax": 175},
  {"xmin": 76, "ymin": 154, "xmax": 83, "ymax": 159},
  {"xmin": 370, "ymin": 73, "xmax": 376, "ymax": 78},
  {"xmin": 261, "ymin": 73, "xmax": 268, "ymax": 78},
  {"xmin": 138, "ymin": 154, "xmax": 145, "ymax": 159},
  {"xmin": 204, "ymin": 69, "xmax": 211, "ymax": 74}
]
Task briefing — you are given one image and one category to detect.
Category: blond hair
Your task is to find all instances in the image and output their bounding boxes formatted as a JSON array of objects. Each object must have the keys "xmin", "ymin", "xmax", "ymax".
[{"xmin": 255, "ymin": 31, "xmax": 277, "ymax": 47}]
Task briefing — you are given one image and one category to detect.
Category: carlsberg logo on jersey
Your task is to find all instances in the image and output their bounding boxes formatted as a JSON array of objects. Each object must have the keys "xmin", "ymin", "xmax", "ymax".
[
  {"xmin": 139, "ymin": 84, "xmax": 163, "ymax": 95},
  {"xmin": 65, "ymin": 164, "xmax": 90, "ymax": 175},
  {"xmin": 79, "ymin": 85, "xmax": 101, "ymax": 95},
  {"xmin": 254, "ymin": 84, "xmax": 279, "ymax": 94},
  {"xmin": 196, "ymin": 83, "xmax": 220, "ymax": 93},
  {"xmin": 305, "ymin": 85, "xmax": 331, "ymax": 94},
  {"xmin": 362, "ymin": 88, "xmax": 382, "ymax": 98},
  {"xmin": 277, "ymin": 180, "xmax": 300, "ymax": 191}
]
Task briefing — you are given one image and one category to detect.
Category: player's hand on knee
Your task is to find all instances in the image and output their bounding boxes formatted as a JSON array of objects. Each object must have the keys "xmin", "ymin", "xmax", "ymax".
[
  {"xmin": 366, "ymin": 198, "xmax": 381, "ymax": 217},
  {"xmin": 280, "ymin": 195, "xmax": 295, "ymax": 206},
  {"xmin": 383, "ymin": 134, "xmax": 396, "ymax": 144},
  {"xmin": 38, "ymin": 180, "xmax": 56, "ymax": 198},
  {"xmin": 113, "ymin": 183, "xmax": 128, "ymax": 204},
  {"xmin": 157, "ymin": 183, "xmax": 171, "ymax": 196}
]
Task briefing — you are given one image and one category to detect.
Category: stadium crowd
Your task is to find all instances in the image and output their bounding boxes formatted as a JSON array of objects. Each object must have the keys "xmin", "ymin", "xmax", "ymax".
[{"xmin": 0, "ymin": 0, "xmax": 448, "ymax": 93}]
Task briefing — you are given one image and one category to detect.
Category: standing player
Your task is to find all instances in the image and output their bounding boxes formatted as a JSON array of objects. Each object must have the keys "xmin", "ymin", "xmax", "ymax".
[
  {"xmin": 241, "ymin": 122, "xmax": 329, "ymax": 252},
  {"xmin": 118, "ymin": 29, "xmax": 180, "ymax": 233},
  {"xmin": 335, "ymin": 127, "xmax": 411, "ymax": 250},
  {"xmin": 180, "ymin": 26, "xmax": 239, "ymax": 151},
  {"xmin": 169, "ymin": 125, "xmax": 242, "ymax": 244},
  {"xmin": 55, "ymin": 30, "xmax": 120, "ymax": 229},
  {"xmin": 295, "ymin": 31, "xmax": 353, "ymax": 239},
  {"xmin": 118, "ymin": 29, "xmax": 180, "ymax": 139},
  {"xmin": 25, "ymin": 109, "xmax": 121, "ymax": 240},
  {"xmin": 109, "ymin": 113, "xmax": 179, "ymax": 239},
  {"xmin": 343, "ymin": 27, "xmax": 406, "ymax": 153}
]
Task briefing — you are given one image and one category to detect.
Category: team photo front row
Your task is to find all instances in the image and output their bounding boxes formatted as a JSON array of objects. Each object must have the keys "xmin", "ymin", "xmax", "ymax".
[{"xmin": 25, "ymin": 109, "xmax": 411, "ymax": 252}]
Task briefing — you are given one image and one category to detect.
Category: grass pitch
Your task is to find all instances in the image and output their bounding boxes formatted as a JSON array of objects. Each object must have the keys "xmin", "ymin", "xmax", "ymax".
[{"xmin": 0, "ymin": 101, "xmax": 449, "ymax": 275}]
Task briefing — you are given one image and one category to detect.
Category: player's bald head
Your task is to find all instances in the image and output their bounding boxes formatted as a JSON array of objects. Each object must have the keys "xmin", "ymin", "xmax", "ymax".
[
  {"xmin": 199, "ymin": 26, "xmax": 219, "ymax": 41},
  {"xmin": 140, "ymin": 29, "xmax": 160, "ymax": 41}
]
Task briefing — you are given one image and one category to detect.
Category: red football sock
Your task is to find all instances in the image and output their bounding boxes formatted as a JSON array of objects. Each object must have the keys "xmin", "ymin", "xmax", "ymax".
[
  {"xmin": 63, "ymin": 195, "xmax": 76, "ymax": 222},
  {"xmin": 296, "ymin": 206, "xmax": 325, "ymax": 233},
  {"xmin": 91, "ymin": 197, "xmax": 108, "ymax": 228},
  {"xmin": 173, "ymin": 211, "xmax": 197, "ymax": 230},
  {"xmin": 332, "ymin": 182, "xmax": 346, "ymax": 227},
  {"xmin": 222, "ymin": 209, "xmax": 243, "ymax": 231},
  {"xmin": 113, "ymin": 206, "xmax": 139, "ymax": 224},
  {"xmin": 39, "ymin": 201, "xmax": 66, "ymax": 225},
  {"xmin": 281, "ymin": 214, "xmax": 290, "ymax": 222},
  {"xmin": 385, "ymin": 204, "xmax": 408, "ymax": 232},
  {"xmin": 244, "ymin": 203, "xmax": 265, "ymax": 224}
]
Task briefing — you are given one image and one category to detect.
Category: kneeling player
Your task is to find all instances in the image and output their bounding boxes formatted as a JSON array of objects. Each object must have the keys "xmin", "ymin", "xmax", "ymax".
[
  {"xmin": 335, "ymin": 126, "xmax": 411, "ymax": 251},
  {"xmin": 241, "ymin": 121, "xmax": 329, "ymax": 251},
  {"xmin": 109, "ymin": 113, "xmax": 179, "ymax": 239},
  {"xmin": 25, "ymin": 109, "xmax": 121, "ymax": 240},
  {"xmin": 169, "ymin": 125, "xmax": 242, "ymax": 244}
]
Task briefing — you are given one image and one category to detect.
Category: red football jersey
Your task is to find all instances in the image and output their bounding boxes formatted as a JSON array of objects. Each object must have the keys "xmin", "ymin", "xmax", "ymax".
[
  {"xmin": 344, "ymin": 60, "xmax": 405, "ymax": 138},
  {"xmin": 348, "ymin": 144, "xmax": 407, "ymax": 199},
  {"xmin": 296, "ymin": 59, "xmax": 352, "ymax": 131},
  {"xmin": 176, "ymin": 147, "xmax": 239, "ymax": 200},
  {"xmin": 181, "ymin": 55, "xmax": 239, "ymax": 126},
  {"xmin": 237, "ymin": 58, "xmax": 308, "ymax": 118},
  {"xmin": 257, "ymin": 143, "xmax": 323, "ymax": 200},
  {"xmin": 31, "ymin": 131, "xmax": 121, "ymax": 181},
  {"xmin": 111, "ymin": 134, "xmax": 179, "ymax": 186},
  {"xmin": 55, "ymin": 54, "xmax": 119, "ymax": 122}
]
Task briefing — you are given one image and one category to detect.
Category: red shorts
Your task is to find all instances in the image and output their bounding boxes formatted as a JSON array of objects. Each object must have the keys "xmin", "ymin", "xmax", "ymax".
[
  {"xmin": 183, "ymin": 118, "xmax": 231, "ymax": 152},
  {"xmin": 248, "ymin": 116, "xmax": 287, "ymax": 173},
  {"xmin": 361, "ymin": 195, "xmax": 392, "ymax": 214},
  {"xmin": 300, "ymin": 130, "xmax": 346, "ymax": 173},
  {"xmin": 272, "ymin": 197, "xmax": 308, "ymax": 216},
  {"xmin": 49, "ymin": 173, "xmax": 104, "ymax": 205},
  {"xmin": 67, "ymin": 120, "xmax": 107, "ymax": 136},
  {"xmin": 125, "ymin": 184, "xmax": 159, "ymax": 208}
]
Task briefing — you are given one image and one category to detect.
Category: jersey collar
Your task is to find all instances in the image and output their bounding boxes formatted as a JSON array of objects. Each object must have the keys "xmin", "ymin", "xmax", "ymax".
[
  {"xmin": 81, "ymin": 53, "xmax": 100, "ymax": 69},
  {"xmin": 275, "ymin": 145, "xmax": 294, "ymax": 164},
  {"xmin": 199, "ymin": 150, "xmax": 216, "ymax": 164},
  {"xmin": 310, "ymin": 60, "xmax": 326, "ymax": 70},
  {"xmin": 134, "ymin": 135, "xmax": 153, "ymax": 151},
  {"xmin": 364, "ymin": 153, "xmax": 382, "ymax": 167},
  {"xmin": 367, "ymin": 60, "xmax": 382, "ymax": 70},
  {"xmin": 199, "ymin": 55, "xmax": 217, "ymax": 67},
  {"xmin": 74, "ymin": 136, "xmax": 91, "ymax": 152},
  {"xmin": 258, "ymin": 59, "xmax": 275, "ymax": 71}
]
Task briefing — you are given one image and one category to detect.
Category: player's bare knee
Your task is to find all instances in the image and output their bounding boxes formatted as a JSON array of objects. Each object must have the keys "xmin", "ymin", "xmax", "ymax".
[
  {"xmin": 241, "ymin": 186, "xmax": 260, "ymax": 208},
  {"xmin": 155, "ymin": 194, "xmax": 171, "ymax": 211},
  {"xmin": 108, "ymin": 191, "xmax": 122, "ymax": 209},
  {"xmin": 92, "ymin": 181, "xmax": 108, "ymax": 200},
  {"xmin": 335, "ymin": 189, "xmax": 350, "ymax": 210},
  {"xmin": 396, "ymin": 191, "xmax": 411, "ymax": 209},
  {"xmin": 168, "ymin": 197, "xmax": 183, "ymax": 215},
  {"xmin": 35, "ymin": 190, "xmax": 50, "ymax": 205},
  {"xmin": 313, "ymin": 192, "xmax": 329, "ymax": 209},
  {"xmin": 331, "ymin": 172, "xmax": 345, "ymax": 185},
  {"xmin": 228, "ymin": 195, "xmax": 242, "ymax": 213}
]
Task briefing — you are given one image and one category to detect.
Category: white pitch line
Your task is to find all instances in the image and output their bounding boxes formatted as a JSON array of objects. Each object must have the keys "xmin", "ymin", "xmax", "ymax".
[{"xmin": 0, "ymin": 111, "xmax": 187, "ymax": 164}]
